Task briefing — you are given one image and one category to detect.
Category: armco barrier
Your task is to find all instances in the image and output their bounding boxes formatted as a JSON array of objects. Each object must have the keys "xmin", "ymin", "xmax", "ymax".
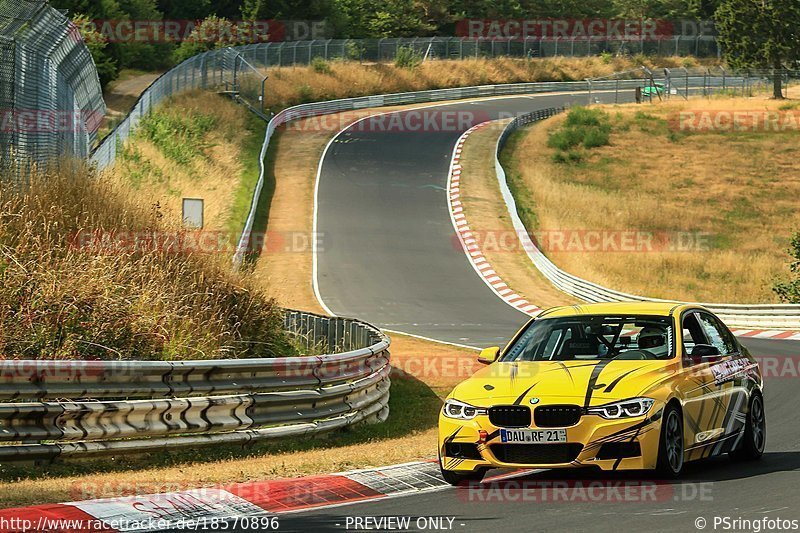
[
  {"xmin": 494, "ymin": 109, "xmax": 800, "ymax": 330},
  {"xmin": 232, "ymin": 74, "xmax": 748, "ymax": 267},
  {"xmin": 0, "ymin": 310, "xmax": 390, "ymax": 462}
]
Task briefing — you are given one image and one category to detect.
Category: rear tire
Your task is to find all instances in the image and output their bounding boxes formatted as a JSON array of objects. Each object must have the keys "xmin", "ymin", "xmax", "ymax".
[
  {"xmin": 656, "ymin": 403, "xmax": 684, "ymax": 478},
  {"xmin": 731, "ymin": 392, "xmax": 766, "ymax": 461},
  {"xmin": 439, "ymin": 464, "xmax": 486, "ymax": 486}
]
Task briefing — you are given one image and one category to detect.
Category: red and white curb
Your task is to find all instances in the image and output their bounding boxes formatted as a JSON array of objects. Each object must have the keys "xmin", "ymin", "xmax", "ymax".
[
  {"xmin": 0, "ymin": 462, "xmax": 532, "ymax": 532},
  {"xmin": 447, "ymin": 123, "xmax": 800, "ymax": 340},
  {"xmin": 729, "ymin": 329, "xmax": 800, "ymax": 341},
  {"xmin": 447, "ymin": 123, "xmax": 541, "ymax": 318}
]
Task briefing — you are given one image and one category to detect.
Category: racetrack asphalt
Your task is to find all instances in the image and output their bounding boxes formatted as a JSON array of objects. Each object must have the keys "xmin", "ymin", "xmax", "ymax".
[
  {"xmin": 306, "ymin": 92, "xmax": 800, "ymax": 532},
  {"xmin": 316, "ymin": 91, "xmax": 638, "ymax": 348}
]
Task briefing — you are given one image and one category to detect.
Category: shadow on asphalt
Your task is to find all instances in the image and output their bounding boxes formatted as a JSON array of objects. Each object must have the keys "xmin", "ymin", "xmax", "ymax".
[{"xmin": 478, "ymin": 450, "xmax": 800, "ymax": 485}]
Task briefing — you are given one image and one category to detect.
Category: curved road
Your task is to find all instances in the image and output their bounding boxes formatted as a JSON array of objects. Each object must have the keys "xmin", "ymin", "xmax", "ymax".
[
  {"xmin": 310, "ymin": 92, "xmax": 800, "ymax": 531},
  {"xmin": 316, "ymin": 92, "xmax": 636, "ymax": 347}
]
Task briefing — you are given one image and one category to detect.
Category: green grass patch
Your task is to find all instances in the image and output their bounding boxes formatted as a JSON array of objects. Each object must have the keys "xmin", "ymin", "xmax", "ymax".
[
  {"xmin": 501, "ymin": 129, "xmax": 540, "ymax": 231},
  {"xmin": 548, "ymin": 107, "xmax": 611, "ymax": 163},
  {"xmin": 138, "ymin": 107, "xmax": 216, "ymax": 165},
  {"xmin": 225, "ymin": 114, "xmax": 269, "ymax": 240}
]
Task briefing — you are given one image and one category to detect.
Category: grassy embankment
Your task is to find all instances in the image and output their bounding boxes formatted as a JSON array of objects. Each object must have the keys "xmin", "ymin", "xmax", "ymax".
[
  {"xmin": 501, "ymin": 97, "xmax": 800, "ymax": 303},
  {"xmin": 261, "ymin": 55, "xmax": 713, "ymax": 110}
]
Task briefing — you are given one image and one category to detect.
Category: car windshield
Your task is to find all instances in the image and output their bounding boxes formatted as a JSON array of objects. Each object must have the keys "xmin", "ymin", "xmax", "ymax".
[{"xmin": 501, "ymin": 315, "xmax": 675, "ymax": 362}]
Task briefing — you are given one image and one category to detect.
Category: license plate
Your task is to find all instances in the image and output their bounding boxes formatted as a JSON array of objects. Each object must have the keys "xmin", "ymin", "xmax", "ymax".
[{"xmin": 500, "ymin": 429, "xmax": 567, "ymax": 443}]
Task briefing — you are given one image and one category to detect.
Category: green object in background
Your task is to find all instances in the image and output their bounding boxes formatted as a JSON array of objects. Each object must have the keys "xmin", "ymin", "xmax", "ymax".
[{"xmin": 642, "ymin": 83, "xmax": 665, "ymax": 97}]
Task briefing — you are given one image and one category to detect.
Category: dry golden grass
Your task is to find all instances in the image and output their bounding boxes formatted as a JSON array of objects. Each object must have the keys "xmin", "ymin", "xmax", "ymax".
[
  {"xmin": 457, "ymin": 123, "xmax": 579, "ymax": 309},
  {"xmin": 0, "ymin": 427, "xmax": 440, "ymax": 508},
  {"xmin": 506, "ymin": 96, "xmax": 800, "ymax": 303},
  {"xmin": 263, "ymin": 56, "xmax": 712, "ymax": 110},
  {"xmin": 0, "ymin": 166, "xmax": 289, "ymax": 360}
]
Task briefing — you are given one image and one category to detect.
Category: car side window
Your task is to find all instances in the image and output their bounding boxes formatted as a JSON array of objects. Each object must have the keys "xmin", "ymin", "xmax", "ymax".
[
  {"xmin": 681, "ymin": 312, "xmax": 707, "ymax": 363},
  {"xmin": 697, "ymin": 313, "xmax": 735, "ymax": 355},
  {"xmin": 710, "ymin": 315, "xmax": 738, "ymax": 355},
  {"xmin": 542, "ymin": 329, "xmax": 564, "ymax": 359}
]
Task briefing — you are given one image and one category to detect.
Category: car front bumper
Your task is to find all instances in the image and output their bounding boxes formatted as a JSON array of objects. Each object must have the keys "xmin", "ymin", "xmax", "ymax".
[{"xmin": 438, "ymin": 404, "xmax": 665, "ymax": 472}]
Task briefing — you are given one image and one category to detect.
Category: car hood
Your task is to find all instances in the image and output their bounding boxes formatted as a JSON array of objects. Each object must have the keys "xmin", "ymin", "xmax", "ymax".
[{"xmin": 450, "ymin": 360, "xmax": 676, "ymax": 405}]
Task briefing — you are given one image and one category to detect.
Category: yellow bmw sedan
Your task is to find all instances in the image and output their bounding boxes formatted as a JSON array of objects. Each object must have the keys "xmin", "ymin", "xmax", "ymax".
[{"xmin": 438, "ymin": 302, "xmax": 765, "ymax": 483}]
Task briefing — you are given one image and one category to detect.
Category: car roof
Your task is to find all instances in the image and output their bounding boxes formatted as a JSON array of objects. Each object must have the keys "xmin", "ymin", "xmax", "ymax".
[{"xmin": 536, "ymin": 301, "xmax": 700, "ymax": 319}]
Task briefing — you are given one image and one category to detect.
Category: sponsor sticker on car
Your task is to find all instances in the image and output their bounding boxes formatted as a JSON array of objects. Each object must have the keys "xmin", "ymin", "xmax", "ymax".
[{"xmin": 500, "ymin": 429, "xmax": 567, "ymax": 443}]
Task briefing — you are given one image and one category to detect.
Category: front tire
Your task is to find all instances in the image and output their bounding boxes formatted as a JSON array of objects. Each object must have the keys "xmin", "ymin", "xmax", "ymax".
[
  {"xmin": 656, "ymin": 404, "xmax": 684, "ymax": 478},
  {"xmin": 439, "ymin": 464, "xmax": 486, "ymax": 486},
  {"xmin": 731, "ymin": 392, "xmax": 766, "ymax": 461}
]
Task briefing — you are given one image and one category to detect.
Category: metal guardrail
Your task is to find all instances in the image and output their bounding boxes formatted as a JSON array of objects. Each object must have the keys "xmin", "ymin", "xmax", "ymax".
[
  {"xmin": 0, "ymin": 311, "xmax": 391, "ymax": 462},
  {"xmin": 232, "ymin": 74, "xmax": 750, "ymax": 267},
  {"xmin": 494, "ymin": 109, "xmax": 800, "ymax": 330}
]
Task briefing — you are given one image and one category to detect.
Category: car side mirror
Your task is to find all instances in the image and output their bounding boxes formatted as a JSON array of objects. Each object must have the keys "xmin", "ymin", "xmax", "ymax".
[
  {"xmin": 478, "ymin": 346, "xmax": 500, "ymax": 365},
  {"xmin": 691, "ymin": 344, "xmax": 721, "ymax": 361}
]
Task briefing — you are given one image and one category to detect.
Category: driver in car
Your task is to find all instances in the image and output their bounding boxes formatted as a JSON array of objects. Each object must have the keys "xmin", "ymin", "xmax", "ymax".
[{"xmin": 637, "ymin": 326, "xmax": 669, "ymax": 358}]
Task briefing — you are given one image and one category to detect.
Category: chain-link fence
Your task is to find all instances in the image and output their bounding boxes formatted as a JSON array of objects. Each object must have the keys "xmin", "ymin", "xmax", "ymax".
[
  {"xmin": 586, "ymin": 66, "xmax": 800, "ymax": 103},
  {"xmin": 90, "ymin": 47, "xmax": 266, "ymax": 171},
  {"xmin": 0, "ymin": 0, "xmax": 105, "ymax": 175},
  {"xmin": 232, "ymin": 36, "xmax": 719, "ymax": 67}
]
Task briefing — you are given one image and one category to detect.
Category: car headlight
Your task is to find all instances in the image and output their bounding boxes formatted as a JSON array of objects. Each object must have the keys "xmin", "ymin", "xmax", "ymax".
[
  {"xmin": 442, "ymin": 399, "xmax": 487, "ymax": 420},
  {"xmin": 586, "ymin": 398, "xmax": 655, "ymax": 419}
]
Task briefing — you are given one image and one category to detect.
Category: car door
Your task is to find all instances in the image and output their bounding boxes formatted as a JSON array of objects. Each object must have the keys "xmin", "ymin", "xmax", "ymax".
[
  {"xmin": 695, "ymin": 311, "xmax": 750, "ymax": 454},
  {"xmin": 675, "ymin": 310, "xmax": 720, "ymax": 461}
]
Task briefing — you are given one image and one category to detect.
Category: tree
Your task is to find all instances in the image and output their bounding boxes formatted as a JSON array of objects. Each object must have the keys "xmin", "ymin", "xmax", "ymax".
[
  {"xmin": 773, "ymin": 232, "xmax": 800, "ymax": 303},
  {"xmin": 715, "ymin": 0, "xmax": 800, "ymax": 98},
  {"xmin": 71, "ymin": 13, "xmax": 118, "ymax": 87},
  {"xmin": 173, "ymin": 16, "xmax": 258, "ymax": 63}
]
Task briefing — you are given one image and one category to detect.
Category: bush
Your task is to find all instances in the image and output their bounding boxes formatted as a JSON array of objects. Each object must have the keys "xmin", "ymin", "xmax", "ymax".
[
  {"xmin": 565, "ymin": 106, "xmax": 608, "ymax": 128},
  {"xmin": 548, "ymin": 107, "xmax": 611, "ymax": 158},
  {"xmin": 547, "ymin": 128, "xmax": 584, "ymax": 151},
  {"xmin": 297, "ymin": 84, "xmax": 315, "ymax": 103},
  {"xmin": 138, "ymin": 108, "xmax": 216, "ymax": 165},
  {"xmin": 311, "ymin": 57, "xmax": 332, "ymax": 74},
  {"xmin": 583, "ymin": 127, "xmax": 610, "ymax": 148},
  {"xmin": 394, "ymin": 46, "xmax": 423, "ymax": 69},
  {"xmin": 773, "ymin": 232, "xmax": 800, "ymax": 303},
  {"xmin": 0, "ymin": 167, "xmax": 294, "ymax": 360}
]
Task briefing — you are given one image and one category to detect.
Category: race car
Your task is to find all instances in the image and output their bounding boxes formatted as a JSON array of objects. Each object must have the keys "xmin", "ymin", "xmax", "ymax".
[
  {"xmin": 641, "ymin": 82, "xmax": 665, "ymax": 98},
  {"xmin": 438, "ymin": 302, "xmax": 765, "ymax": 482}
]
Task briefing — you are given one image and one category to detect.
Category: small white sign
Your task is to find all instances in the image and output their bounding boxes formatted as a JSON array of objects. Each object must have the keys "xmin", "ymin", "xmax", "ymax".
[{"xmin": 182, "ymin": 198, "xmax": 204, "ymax": 228}]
